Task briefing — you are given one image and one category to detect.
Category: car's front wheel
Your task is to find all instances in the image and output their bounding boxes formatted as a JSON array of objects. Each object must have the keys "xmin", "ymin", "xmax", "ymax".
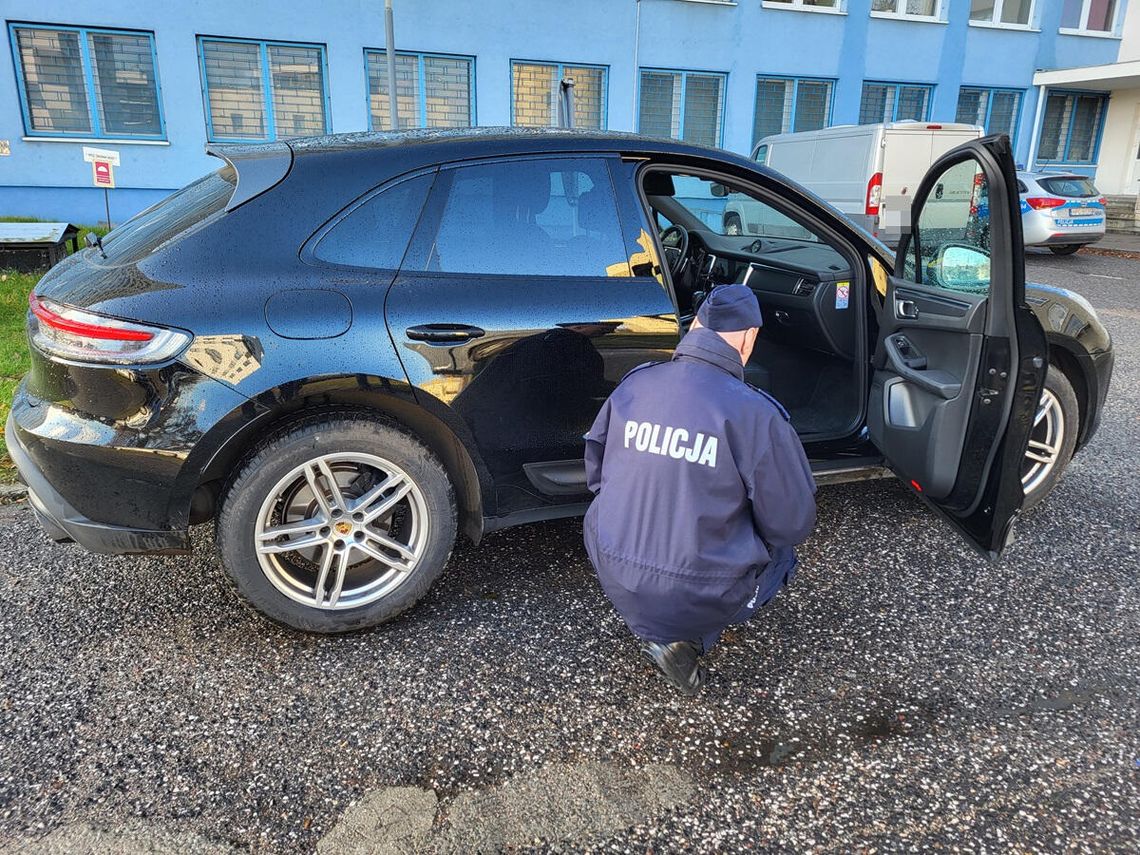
[
  {"xmin": 217, "ymin": 413, "xmax": 457, "ymax": 633},
  {"xmin": 1021, "ymin": 365, "xmax": 1079, "ymax": 511}
]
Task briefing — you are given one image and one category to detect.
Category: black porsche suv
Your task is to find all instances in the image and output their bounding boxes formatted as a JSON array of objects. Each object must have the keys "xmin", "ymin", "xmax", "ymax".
[{"xmin": 9, "ymin": 129, "xmax": 1113, "ymax": 633}]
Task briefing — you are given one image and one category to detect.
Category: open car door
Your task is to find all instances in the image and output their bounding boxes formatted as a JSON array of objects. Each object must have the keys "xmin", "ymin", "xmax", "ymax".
[{"xmin": 868, "ymin": 134, "xmax": 1047, "ymax": 559}]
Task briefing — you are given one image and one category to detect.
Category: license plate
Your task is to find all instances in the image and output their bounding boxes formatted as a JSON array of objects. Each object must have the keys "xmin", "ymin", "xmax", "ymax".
[{"xmin": 1068, "ymin": 207, "xmax": 1100, "ymax": 218}]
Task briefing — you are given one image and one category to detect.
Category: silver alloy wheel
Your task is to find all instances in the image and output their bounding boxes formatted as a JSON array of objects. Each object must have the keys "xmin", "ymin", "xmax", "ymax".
[
  {"xmin": 1021, "ymin": 387, "xmax": 1064, "ymax": 496},
  {"xmin": 253, "ymin": 452, "xmax": 429, "ymax": 610}
]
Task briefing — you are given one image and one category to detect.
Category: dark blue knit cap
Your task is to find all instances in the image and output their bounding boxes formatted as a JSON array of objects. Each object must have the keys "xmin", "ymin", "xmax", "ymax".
[{"xmin": 696, "ymin": 284, "xmax": 763, "ymax": 332}]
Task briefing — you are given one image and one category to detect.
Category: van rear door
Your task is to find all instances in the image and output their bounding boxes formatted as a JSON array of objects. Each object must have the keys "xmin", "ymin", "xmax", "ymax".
[{"xmin": 879, "ymin": 125, "xmax": 984, "ymax": 246}]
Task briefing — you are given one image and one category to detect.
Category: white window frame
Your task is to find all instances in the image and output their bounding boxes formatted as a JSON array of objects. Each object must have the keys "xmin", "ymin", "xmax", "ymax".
[
  {"xmin": 967, "ymin": 0, "xmax": 1039, "ymax": 30},
  {"xmin": 1058, "ymin": 0, "xmax": 1124, "ymax": 36},
  {"xmin": 761, "ymin": 0, "xmax": 847, "ymax": 15},
  {"xmin": 869, "ymin": 1, "xmax": 946, "ymax": 22}
]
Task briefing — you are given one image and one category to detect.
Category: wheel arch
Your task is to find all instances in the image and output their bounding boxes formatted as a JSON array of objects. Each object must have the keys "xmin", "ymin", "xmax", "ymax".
[
  {"xmin": 1044, "ymin": 335, "xmax": 1091, "ymax": 451},
  {"xmin": 184, "ymin": 376, "xmax": 491, "ymax": 543}
]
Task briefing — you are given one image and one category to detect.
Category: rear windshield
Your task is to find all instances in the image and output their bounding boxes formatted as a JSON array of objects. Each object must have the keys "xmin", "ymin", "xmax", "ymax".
[
  {"xmin": 98, "ymin": 166, "xmax": 236, "ymax": 264},
  {"xmin": 1037, "ymin": 176, "xmax": 1099, "ymax": 198}
]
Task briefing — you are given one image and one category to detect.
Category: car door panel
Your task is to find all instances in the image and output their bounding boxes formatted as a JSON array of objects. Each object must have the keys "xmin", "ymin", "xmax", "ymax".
[
  {"xmin": 868, "ymin": 134, "xmax": 1047, "ymax": 557},
  {"xmin": 385, "ymin": 155, "xmax": 678, "ymax": 516}
]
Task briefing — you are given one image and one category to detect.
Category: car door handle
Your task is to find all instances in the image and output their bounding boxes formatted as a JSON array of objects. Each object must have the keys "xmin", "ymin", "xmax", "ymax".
[
  {"xmin": 896, "ymin": 299, "xmax": 920, "ymax": 319},
  {"xmin": 405, "ymin": 324, "xmax": 486, "ymax": 344}
]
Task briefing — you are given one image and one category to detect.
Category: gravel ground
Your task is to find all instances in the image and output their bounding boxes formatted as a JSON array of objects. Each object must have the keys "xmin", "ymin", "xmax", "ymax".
[{"xmin": 0, "ymin": 250, "xmax": 1137, "ymax": 853}]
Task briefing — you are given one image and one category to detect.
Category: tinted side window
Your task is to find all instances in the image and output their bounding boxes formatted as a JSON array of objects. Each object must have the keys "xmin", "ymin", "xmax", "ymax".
[
  {"xmin": 314, "ymin": 173, "xmax": 434, "ymax": 269},
  {"xmin": 420, "ymin": 158, "xmax": 630, "ymax": 277}
]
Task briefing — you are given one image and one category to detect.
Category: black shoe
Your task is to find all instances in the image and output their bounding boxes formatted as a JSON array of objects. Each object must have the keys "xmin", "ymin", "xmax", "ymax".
[{"xmin": 639, "ymin": 640, "xmax": 706, "ymax": 696}]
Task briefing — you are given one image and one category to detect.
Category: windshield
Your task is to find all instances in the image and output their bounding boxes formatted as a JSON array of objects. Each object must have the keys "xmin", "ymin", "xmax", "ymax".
[
  {"xmin": 1037, "ymin": 176, "xmax": 1099, "ymax": 198},
  {"xmin": 98, "ymin": 166, "xmax": 236, "ymax": 265}
]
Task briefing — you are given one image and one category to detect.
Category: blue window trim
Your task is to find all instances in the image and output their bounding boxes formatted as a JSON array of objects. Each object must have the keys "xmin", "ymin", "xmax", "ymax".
[
  {"xmin": 362, "ymin": 49, "xmax": 477, "ymax": 130},
  {"xmin": 752, "ymin": 73, "xmax": 836, "ymax": 143},
  {"xmin": 636, "ymin": 66, "xmax": 729, "ymax": 147},
  {"xmin": 1035, "ymin": 88, "xmax": 1110, "ymax": 166},
  {"xmin": 957, "ymin": 85, "xmax": 1025, "ymax": 145},
  {"xmin": 509, "ymin": 59, "xmax": 610, "ymax": 129},
  {"xmin": 9, "ymin": 21, "xmax": 166, "ymax": 140},
  {"xmin": 197, "ymin": 35, "xmax": 331, "ymax": 144},
  {"xmin": 861, "ymin": 80, "xmax": 935, "ymax": 122}
]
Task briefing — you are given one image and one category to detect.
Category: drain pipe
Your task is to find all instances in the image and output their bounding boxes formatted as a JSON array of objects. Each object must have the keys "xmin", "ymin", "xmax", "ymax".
[
  {"xmin": 633, "ymin": 0, "xmax": 642, "ymax": 131},
  {"xmin": 1025, "ymin": 83, "xmax": 1047, "ymax": 170},
  {"xmin": 385, "ymin": 0, "xmax": 399, "ymax": 130}
]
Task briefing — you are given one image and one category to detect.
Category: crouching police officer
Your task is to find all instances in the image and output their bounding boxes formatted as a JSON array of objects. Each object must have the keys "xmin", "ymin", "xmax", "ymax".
[{"xmin": 583, "ymin": 284, "xmax": 817, "ymax": 695}]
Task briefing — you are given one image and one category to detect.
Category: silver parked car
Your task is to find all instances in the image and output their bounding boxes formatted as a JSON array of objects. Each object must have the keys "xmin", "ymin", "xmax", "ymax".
[{"xmin": 1018, "ymin": 171, "xmax": 1106, "ymax": 255}]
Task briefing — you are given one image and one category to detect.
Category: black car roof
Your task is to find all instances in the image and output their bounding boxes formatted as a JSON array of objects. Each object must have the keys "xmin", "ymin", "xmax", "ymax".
[{"xmin": 281, "ymin": 126, "xmax": 739, "ymax": 161}]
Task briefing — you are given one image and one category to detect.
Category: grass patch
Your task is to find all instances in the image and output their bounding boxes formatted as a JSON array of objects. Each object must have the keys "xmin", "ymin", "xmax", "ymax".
[{"xmin": 0, "ymin": 219, "xmax": 108, "ymax": 483}]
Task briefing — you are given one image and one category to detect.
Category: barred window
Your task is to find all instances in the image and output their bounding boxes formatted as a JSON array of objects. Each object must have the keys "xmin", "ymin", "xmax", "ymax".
[
  {"xmin": 511, "ymin": 61, "xmax": 606, "ymax": 129},
  {"xmin": 638, "ymin": 69, "xmax": 726, "ymax": 147},
  {"xmin": 956, "ymin": 87, "xmax": 1022, "ymax": 140},
  {"xmin": 11, "ymin": 24, "xmax": 163, "ymax": 138},
  {"xmin": 753, "ymin": 76, "xmax": 833, "ymax": 146},
  {"xmin": 859, "ymin": 81, "xmax": 932, "ymax": 124},
  {"xmin": 1037, "ymin": 91, "xmax": 1108, "ymax": 164},
  {"xmin": 366, "ymin": 50, "xmax": 474, "ymax": 130},
  {"xmin": 199, "ymin": 37, "xmax": 328, "ymax": 142}
]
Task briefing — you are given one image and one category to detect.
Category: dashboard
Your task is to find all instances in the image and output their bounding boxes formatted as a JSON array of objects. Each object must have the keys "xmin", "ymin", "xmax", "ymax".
[{"xmin": 688, "ymin": 232, "xmax": 858, "ymax": 361}]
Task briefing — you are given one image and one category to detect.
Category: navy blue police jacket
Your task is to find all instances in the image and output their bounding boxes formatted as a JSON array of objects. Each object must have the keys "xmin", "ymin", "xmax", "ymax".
[{"xmin": 583, "ymin": 326, "xmax": 818, "ymax": 645}]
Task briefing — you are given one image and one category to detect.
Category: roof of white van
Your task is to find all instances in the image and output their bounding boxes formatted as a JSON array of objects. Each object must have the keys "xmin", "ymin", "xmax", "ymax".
[{"xmin": 756, "ymin": 121, "xmax": 984, "ymax": 147}]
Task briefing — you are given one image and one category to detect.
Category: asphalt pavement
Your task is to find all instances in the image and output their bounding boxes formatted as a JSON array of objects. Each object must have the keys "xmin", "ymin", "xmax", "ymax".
[{"xmin": 1, "ymin": 249, "xmax": 1137, "ymax": 853}]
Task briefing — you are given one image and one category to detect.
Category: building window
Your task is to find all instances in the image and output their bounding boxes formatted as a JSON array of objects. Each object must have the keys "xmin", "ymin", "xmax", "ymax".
[
  {"xmin": 753, "ymin": 76, "xmax": 833, "ymax": 145},
  {"xmin": 968, "ymin": 0, "xmax": 1036, "ymax": 27},
  {"xmin": 763, "ymin": 0, "xmax": 844, "ymax": 11},
  {"xmin": 859, "ymin": 82, "xmax": 932, "ymax": 124},
  {"xmin": 10, "ymin": 23, "xmax": 163, "ymax": 139},
  {"xmin": 1036, "ymin": 90, "xmax": 1108, "ymax": 164},
  {"xmin": 639, "ymin": 69, "xmax": 727, "ymax": 147},
  {"xmin": 870, "ymin": 0, "xmax": 942, "ymax": 18},
  {"xmin": 1060, "ymin": 0, "xmax": 1119, "ymax": 32},
  {"xmin": 198, "ymin": 37, "xmax": 328, "ymax": 142},
  {"xmin": 511, "ymin": 61, "xmax": 606, "ymax": 129},
  {"xmin": 956, "ymin": 87, "xmax": 1022, "ymax": 140},
  {"xmin": 365, "ymin": 50, "xmax": 474, "ymax": 130}
]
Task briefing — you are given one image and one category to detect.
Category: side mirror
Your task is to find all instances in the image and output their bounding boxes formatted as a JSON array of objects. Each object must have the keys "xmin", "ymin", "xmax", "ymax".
[
  {"xmin": 709, "ymin": 183, "xmax": 728, "ymax": 198},
  {"xmin": 935, "ymin": 244, "xmax": 990, "ymax": 292}
]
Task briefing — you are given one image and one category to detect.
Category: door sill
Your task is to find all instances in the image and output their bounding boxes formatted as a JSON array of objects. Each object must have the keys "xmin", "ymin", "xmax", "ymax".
[{"xmin": 811, "ymin": 458, "xmax": 894, "ymax": 486}]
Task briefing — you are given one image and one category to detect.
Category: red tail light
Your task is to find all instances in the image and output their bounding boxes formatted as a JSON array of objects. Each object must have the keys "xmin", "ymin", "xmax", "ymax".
[
  {"xmin": 1097, "ymin": 196, "xmax": 1107, "ymax": 206},
  {"xmin": 1025, "ymin": 197, "xmax": 1065, "ymax": 210},
  {"xmin": 28, "ymin": 293, "xmax": 191, "ymax": 365},
  {"xmin": 866, "ymin": 172, "xmax": 883, "ymax": 217},
  {"xmin": 30, "ymin": 293, "xmax": 152, "ymax": 341}
]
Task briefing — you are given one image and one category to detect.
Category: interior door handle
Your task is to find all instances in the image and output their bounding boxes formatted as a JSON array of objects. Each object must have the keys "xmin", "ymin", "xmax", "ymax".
[
  {"xmin": 896, "ymin": 299, "xmax": 920, "ymax": 319},
  {"xmin": 884, "ymin": 336, "xmax": 961, "ymax": 400},
  {"xmin": 406, "ymin": 324, "xmax": 486, "ymax": 344}
]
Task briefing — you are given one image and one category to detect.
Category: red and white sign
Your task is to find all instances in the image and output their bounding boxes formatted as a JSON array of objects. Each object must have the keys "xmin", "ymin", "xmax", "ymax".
[{"xmin": 92, "ymin": 160, "xmax": 115, "ymax": 189}]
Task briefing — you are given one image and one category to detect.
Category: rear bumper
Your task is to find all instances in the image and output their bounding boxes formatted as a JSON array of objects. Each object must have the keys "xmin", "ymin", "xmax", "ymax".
[
  {"xmin": 7, "ymin": 412, "xmax": 190, "ymax": 555},
  {"xmin": 1022, "ymin": 211, "xmax": 1105, "ymax": 247}
]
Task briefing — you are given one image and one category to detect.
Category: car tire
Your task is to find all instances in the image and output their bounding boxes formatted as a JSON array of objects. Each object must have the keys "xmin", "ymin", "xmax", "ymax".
[
  {"xmin": 216, "ymin": 411, "xmax": 457, "ymax": 633},
  {"xmin": 724, "ymin": 213, "xmax": 743, "ymax": 236},
  {"xmin": 1021, "ymin": 365, "xmax": 1079, "ymax": 512},
  {"xmin": 1048, "ymin": 244, "xmax": 1082, "ymax": 256}
]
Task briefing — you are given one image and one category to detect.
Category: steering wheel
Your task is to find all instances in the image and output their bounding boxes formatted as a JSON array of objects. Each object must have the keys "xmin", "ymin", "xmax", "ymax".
[{"xmin": 659, "ymin": 224, "xmax": 689, "ymax": 278}]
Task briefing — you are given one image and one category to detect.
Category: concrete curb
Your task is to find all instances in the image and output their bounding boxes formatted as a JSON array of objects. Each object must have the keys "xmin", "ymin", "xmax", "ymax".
[{"xmin": 0, "ymin": 482, "xmax": 27, "ymax": 503}]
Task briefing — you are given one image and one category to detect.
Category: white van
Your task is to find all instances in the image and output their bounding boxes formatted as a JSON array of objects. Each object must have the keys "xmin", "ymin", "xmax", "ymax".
[{"xmin": 731, "ymin": 121, "xmax": 985, "ymax": 245}]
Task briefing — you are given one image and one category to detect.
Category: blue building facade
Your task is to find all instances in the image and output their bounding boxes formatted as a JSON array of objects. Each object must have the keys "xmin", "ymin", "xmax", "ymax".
[{"xmin": 0, "ymin": 0, "xmax": 1129, "ymax": 224}]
